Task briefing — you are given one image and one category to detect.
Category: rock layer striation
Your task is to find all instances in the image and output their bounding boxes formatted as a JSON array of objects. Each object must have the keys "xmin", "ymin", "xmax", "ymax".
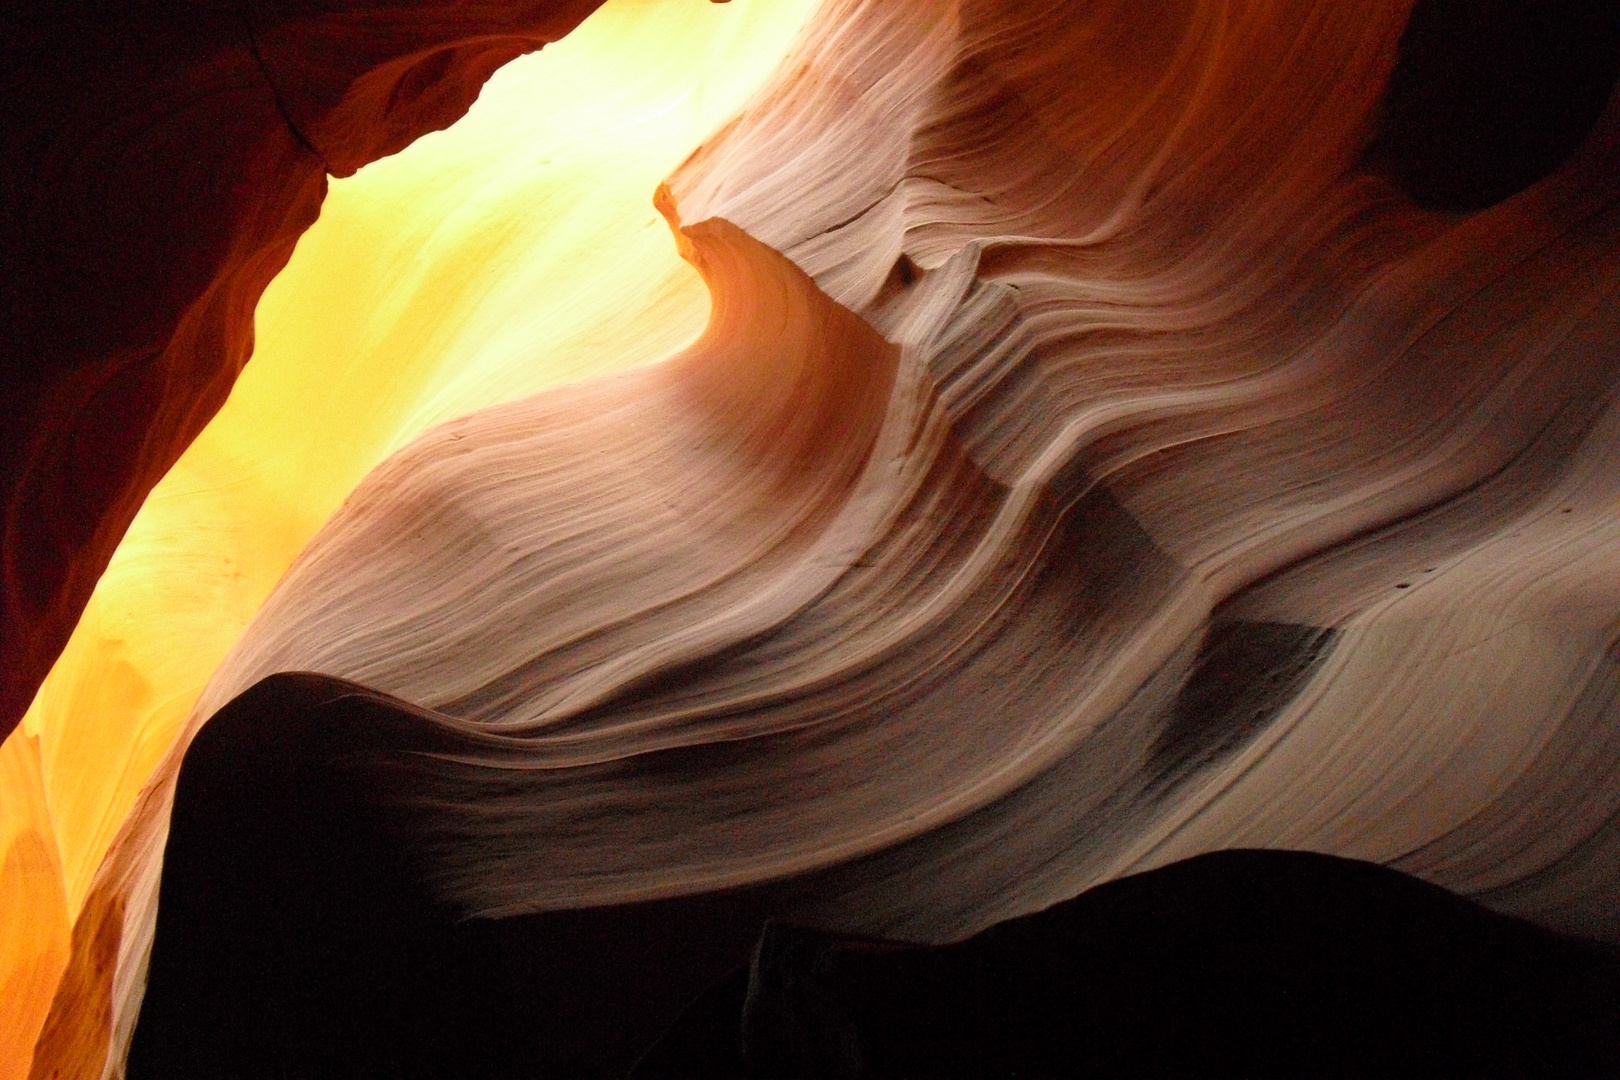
[{"xmin": 11, "ymin": 0, "xmax": 1620, "ymax": 1073}]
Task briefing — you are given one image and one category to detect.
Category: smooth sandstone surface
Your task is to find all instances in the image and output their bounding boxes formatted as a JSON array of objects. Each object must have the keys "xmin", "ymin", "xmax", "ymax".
[
  {"xmin": 162, "ymin": 0, "xmax": 1620, "ymax": 936},
  {"xmin": 5, "ymin": 0, "xmax": 1620, "ymax": 1074},
  {"xmin": 2, "ymin": 2, "xmax": 820, "ymax": 1073}
]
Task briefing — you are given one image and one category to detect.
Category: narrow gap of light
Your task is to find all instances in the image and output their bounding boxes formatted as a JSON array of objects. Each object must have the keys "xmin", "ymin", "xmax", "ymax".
[{"xmin": 0, "ymin": 0, "xmax": 820, "ymax": 1070}]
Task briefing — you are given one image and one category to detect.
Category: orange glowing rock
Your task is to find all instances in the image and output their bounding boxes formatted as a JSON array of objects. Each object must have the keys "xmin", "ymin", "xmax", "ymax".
[
  {"xmin": 0, "ymin": 733, "xmax": 68, "ymax": 1080},
  {"xmin": 6, "ymin": 0, "xmax": 1620, "ymax": 1072},
  {"xmin": 3, "ymin": 1, "xmax": 819, "ymax": 1071}
]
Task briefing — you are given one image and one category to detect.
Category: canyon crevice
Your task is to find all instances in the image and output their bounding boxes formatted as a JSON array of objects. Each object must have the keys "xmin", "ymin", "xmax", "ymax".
[{"xmin": 5, "ymin": 0, "xmax": 1620, "ymax": 1074}]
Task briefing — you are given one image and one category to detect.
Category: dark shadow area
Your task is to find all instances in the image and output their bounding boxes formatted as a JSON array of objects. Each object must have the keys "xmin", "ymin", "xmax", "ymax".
[
  {"xmin": 128, "ymin": 673, "xmax": 778, "ymax": 1080},
  {"xmin": 1366, "ymin": 0, "xmax": 1620, "ymax": 210},
  {"xmin": 137, "ymin": 675, "xmax": 1620, "ymax": 1078},
  {"xmin": 1150, "ymin": 621, "xmax": 1336, "ymax": 786},
  {"xmin": 640, "ymin": 851, "xmax": 1620, "ymax": 1079}
]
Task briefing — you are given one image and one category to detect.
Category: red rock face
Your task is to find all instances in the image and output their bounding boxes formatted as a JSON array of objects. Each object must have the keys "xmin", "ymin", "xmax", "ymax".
[
  {"xmin": 0, "ymin": 0, "xmax": 605, "ymax": 742},
  {"xmin": 9, "ymin": 0, "xmax": 1620, "ymax": 1074}
]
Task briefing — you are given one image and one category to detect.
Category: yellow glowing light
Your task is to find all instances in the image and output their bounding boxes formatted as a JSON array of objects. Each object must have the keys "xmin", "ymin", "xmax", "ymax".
[
  {"xmin": 0, "ymin": 731, "xmax": 68, "ymax": 1080},
  {"xmin": 0, "ymin": 0, "xmax": 819, "ymax": 1069}
]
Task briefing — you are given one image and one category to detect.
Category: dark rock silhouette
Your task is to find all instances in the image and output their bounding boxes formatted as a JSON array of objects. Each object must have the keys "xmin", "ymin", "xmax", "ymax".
[
  {"xmin": 133, "ymin": 681, "xmax": 1620, "ymax": 1078},
  {"xmin": 642, "ymin": 852, "xmax": 1620, "ymax": 1079}
]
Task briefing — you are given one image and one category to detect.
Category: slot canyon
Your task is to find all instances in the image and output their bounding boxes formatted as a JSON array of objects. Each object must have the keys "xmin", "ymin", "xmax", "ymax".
[{"xmin": 4, "ymin": 0, "xmax": 1620, "ymax": 1075}]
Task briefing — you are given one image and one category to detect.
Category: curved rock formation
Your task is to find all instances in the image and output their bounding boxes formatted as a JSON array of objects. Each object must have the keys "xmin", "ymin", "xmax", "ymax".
[
  {"xmin": 0, "ymin": 0, "xmax": 605, "ymax": 742},
  {"xmin": 657, "ymin": 0, "xmax": 1620, "ymax": 939},
  {"xmin": 3, "ymin": 6, "xmax": 621, "ymax": 1068},
  {"xmin": 7, "ymin": 4, "xmax": 820, "ymax": 1071},
  {"xmin": 133, "ymin": 711, "xmax": 1620, "ymax": 1078},
  {"xmin": 152, "ymin": 0, "xmax": 1620, "ymax": 930},
  {"xmin": 10, "ymin": 0, "xmax": 1620, "ymax": 1073},
  {"xmin": 131, "ymin": 672, "xmax": 786, "ymax": 1078}
]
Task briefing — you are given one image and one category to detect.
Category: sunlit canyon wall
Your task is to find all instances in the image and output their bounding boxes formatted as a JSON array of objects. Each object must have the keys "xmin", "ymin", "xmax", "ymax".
[{"xmin": 4, "ymin": 0, "xmax": 1620, "ymax": 1075}]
